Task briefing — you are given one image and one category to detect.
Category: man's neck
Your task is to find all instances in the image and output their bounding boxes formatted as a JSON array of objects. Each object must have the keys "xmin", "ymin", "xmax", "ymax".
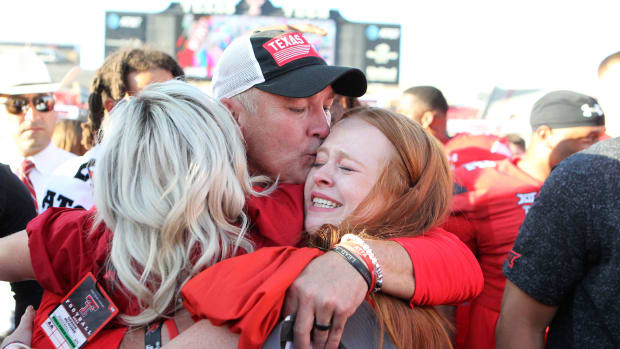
[
  {"xmin": 432, "ymin": 129, "xmax": 451, "ymax": 144},
  {"xmin": 516, "ymin": 151, "xmax": 549, "ymax": 183}
]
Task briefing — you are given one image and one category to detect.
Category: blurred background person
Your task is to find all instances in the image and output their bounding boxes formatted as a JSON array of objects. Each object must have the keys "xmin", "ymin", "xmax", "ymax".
[
  {"xmin": 398, "ymin": 85, "xmax": 450, "ymax": 143},
  {"xmin": 597, "ymin": 50, "xmax": 620, "ymax": 138},
  {"xmin": 0, "ymin": 49, "xmax": 72, "ymax": 327},
  {"xmin": 52, "ymin": 119, "xmax": 86, "ymax": 156},
  {"xmin": 399, "ymin": 85, "xmax": 513, "ymax": 168},
  {"xmin": 504, "ymin": 133, "xmax": 526, "ymax": 157},
  {"xmin": 39, "ymin": 46, "xmax": 184, "ymax": 213},
  {"xmin": 444, "ymin": 90, "xmax": 606, "ymax": 349},
  {"xmin": 0, "ymin": 163, "xmax": 37, "ymax": 330},
  {"xmin": 0, "ymin": 49, "xmax": 75, "ymax": 210},
  {"xmin": 329, "ymin": 93, "xmax": 362, "ymax": 126}
]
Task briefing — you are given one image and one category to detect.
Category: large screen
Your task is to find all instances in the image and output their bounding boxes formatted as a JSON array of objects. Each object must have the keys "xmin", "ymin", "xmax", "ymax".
[{"xmin": 175, "ymin": 14, "xmax": 337, "ymax": 80}]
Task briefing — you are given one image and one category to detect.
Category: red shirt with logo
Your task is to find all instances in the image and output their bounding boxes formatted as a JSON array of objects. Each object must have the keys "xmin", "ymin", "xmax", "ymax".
[
  {"xmin": 444, "ymin": 133, "xmax": 513, "ymax": 168},
  {"xmin": 444, "ymin": 158, "xmax": 542, "ymax": 312},
  {"xmin": 443, "ymin": 158, "xmax": 542, "ymax": 349}
]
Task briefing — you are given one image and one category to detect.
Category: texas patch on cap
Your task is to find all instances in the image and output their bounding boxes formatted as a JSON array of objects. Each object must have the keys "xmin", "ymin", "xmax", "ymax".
[
  {"xmin": 530, "ymin": 90, "xmax": 605, "ymax": 129},
  {"xmin": 213, "ymin": 30, "xmax": 367, "ymax": 99}
]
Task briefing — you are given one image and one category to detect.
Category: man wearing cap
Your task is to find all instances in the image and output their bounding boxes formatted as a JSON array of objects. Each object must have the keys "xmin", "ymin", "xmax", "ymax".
[
  {"xmin": 174, "ymin": 30, "xmax": 482, "ymax": 349},
  {"xmin": 0, "ymin": 49, "xmax": 74, "ymax": 328},
  {"xmin": 442, "ymin": 90, "xmax": 606, "ymax": 349},
  {"xmin": 0, "ymin": 49, "xmax": 76, "ymax": 209}
]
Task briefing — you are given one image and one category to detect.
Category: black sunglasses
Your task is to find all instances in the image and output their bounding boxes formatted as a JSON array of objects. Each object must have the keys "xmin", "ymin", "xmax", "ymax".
[{"xmin": 2, "ymin": 94, "xmax": 55, "ymax": 115}]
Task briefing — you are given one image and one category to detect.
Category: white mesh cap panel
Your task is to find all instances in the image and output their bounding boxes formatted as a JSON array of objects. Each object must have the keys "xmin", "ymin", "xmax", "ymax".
[{"xmin": 212, "ymin": 34, "xmax": 265, "ymax": 99}]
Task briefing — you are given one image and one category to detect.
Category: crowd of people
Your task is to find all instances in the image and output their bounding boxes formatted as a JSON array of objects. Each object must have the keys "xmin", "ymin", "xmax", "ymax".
[{"xmin": 0, "ymin": 27, "xmax": 618, "ymax": 349}]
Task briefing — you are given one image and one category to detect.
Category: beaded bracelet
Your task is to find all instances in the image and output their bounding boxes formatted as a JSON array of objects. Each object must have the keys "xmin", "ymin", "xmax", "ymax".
[
  {"xmin": 340, "ymin": 234, "xmax": 384, "ymax": 293},
  {"xmin": 330, "ymin": 245, "xmax": 372, "ymax": 291}
]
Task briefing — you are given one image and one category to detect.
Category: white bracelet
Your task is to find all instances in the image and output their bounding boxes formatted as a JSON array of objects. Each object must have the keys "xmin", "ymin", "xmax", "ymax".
[{"xmin": 340, "ymin": 234, "xmax": 384, "ymax": 292}]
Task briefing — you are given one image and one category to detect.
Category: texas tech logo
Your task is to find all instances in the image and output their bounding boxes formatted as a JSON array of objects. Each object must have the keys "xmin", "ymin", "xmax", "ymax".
[
  {"xmin": 79, "ymin": 295, "xmax": 100, "ymax": 317},
  {"xmin": 507, "ymin": 250, "xmax": 522, "ymax": 269},
  {"xmin": 516, "ymin": 192, "xmax": 537, "ymax": 214}
]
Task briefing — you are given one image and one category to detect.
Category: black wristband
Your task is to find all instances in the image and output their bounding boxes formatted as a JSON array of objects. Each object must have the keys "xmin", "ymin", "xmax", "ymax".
[
  {"xmin": 330, "ymin": 246, "xmax": 372, "ymax": 291},
  {"xmin": 144, "ymin": 320, "xmax": 164, "ymax": 349}
]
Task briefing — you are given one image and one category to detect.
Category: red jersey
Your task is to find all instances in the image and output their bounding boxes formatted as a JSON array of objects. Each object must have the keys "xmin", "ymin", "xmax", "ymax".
[
  {"xmin": 443, "ymin": 158, "xmax": 542, "ymax": 349},
  {"xmin": 444, "ymin": 133, "xmax": 513, "ymax": 168}
]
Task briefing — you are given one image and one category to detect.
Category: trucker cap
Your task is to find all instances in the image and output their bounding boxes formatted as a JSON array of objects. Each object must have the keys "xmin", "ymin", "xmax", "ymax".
[
  {"xmin": 530, "ymin": 90, "xmax": 605, "ymax": 129},
  {"xmin": 212, "ymin": 30, "xmax": 367, "ymax": 99}
]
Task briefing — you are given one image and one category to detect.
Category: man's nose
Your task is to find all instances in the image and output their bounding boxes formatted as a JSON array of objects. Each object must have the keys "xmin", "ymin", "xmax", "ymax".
[{"xmin": 308, "ymin": 107, "xmax": 330, "ymax": 139}]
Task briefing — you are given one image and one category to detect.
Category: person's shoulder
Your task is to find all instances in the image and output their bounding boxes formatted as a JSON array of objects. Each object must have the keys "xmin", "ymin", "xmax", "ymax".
[
  {"xmin": 555, "ymin": 138, "xmax": 620, "ymax": 176},
  {"xmin": 54, "ymin": 146, "xmax": 78, "ymax": 162},
  {"xmin": 0, "ymin": 163, "xmax": 12, "ymax": 177},
  {"xmin": 50, "ymin": 151, "xmax": 92, "ymax": 177}
]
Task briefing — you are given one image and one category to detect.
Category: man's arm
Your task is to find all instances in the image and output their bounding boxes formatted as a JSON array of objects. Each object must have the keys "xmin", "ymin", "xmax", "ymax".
[
  {"xmin": 496, "ymin": 280, "xmax": 557, "ymax": 349},
  {"xmin": 0, "ymin": 230, "xmax": 35, "ymax": 282},
  {"xmin": 284, "ymin": 230, "xmax": 482, "ymax": 349}
]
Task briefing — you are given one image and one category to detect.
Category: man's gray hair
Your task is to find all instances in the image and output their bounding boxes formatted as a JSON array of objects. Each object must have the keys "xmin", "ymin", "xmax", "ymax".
[{"xmin": 232, "ymin": 88, "xmax": 259, "ymax": 114}]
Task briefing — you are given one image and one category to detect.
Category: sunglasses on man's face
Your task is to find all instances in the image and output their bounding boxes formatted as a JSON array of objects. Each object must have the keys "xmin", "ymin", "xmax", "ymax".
[{"xmin": 0, "ymin": 94, "xmax": 55, "ymax": 115}]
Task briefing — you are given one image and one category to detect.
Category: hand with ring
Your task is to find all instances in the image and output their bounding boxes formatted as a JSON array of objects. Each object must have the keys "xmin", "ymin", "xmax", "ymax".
[
  {"xmin": 313, "ymin": 322, "xmax": 332, "ymax": 332},
  {"xmin": 283, "ymin": 252, "xmax": 368, "ymax": 349}
]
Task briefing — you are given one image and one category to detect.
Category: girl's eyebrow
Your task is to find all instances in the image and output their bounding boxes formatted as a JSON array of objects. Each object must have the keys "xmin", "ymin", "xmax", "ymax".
[{"xmin": 315, "ymin": 146, "xmax": 366, "ymax": 168}]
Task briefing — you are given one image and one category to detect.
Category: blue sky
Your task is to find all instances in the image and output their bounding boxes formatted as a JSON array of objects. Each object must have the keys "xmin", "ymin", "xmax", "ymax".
[{"xmin": 0, "ymin": 0, "xmax": 618, "ymax": 104}]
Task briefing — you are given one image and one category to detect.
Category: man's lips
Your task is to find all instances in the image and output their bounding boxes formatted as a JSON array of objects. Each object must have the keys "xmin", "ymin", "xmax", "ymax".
[{"xmin": 21, "ymin": 127, "xmax": 44, "ymax": 134}]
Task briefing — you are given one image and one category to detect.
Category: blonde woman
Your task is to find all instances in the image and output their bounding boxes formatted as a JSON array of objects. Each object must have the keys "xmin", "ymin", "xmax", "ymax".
[{"xmin": 0, "ymin": 80, "xmax": 303, "ymax": 348}]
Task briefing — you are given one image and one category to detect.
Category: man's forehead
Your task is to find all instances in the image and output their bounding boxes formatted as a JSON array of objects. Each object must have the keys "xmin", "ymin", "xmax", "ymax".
[
  {"xmin": 555, "ymin": 125, "xmax": 606, "ymax": 136},
  {"xmin": 272, "ymin": 85, "xmax": 334, "ymax": 102}
]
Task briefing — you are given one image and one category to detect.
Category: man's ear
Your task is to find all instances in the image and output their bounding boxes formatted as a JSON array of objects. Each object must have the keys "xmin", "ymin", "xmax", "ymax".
[
  {"xmin": 104, "ymin": 98, "xmax": 116, "ymax": 112},
  {"xmin": 420, "ymin": 111, "xmax": 435, "ymax": 129},
  {"xmin": 220, "ymin": 97, "xmax": 241, "ymax": 121},
  {"xmin": 535, "ymin": 125, "xmax": 553, "ymax": 147}
]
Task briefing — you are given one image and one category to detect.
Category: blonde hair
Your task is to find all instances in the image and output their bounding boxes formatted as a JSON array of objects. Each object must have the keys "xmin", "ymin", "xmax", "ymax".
[{"xmin": 93, "ymin": 79, "xmax": 264, "ymax": 325}]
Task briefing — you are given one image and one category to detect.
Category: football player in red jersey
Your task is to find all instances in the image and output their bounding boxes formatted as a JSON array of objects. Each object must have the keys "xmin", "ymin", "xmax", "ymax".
[
  {"xmin": 398, "ymin": 86, "xmax": 514, "ymax": 168},
  {"xmin": 443, "ymin": 90, "xmax": 606, "ymax": 349}
]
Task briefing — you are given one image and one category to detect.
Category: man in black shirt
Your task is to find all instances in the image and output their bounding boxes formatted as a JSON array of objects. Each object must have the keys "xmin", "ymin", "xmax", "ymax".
[
  {"xmin": 497, "ymin": 137, "xmax": 620, "ymax": 348},
  {"xmin": 0, "ymin": 163, "xmax": 41, "ymax": 327}
]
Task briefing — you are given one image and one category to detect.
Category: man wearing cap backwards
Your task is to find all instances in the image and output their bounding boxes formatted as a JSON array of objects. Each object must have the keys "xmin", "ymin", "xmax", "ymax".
[
  {"xmin": 175, "ymin": 30, "xmax": 482, "ymax": 349},
  {"xmin": 0, "ymin": 49, "xmax": 75, "ymax": 327},
  {"xmin": 442, "ymin": 90, "xmax": 606, "ymax": 349}
]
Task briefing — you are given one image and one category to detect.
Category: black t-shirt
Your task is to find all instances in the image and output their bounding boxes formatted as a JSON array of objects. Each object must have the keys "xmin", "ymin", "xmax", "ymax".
[
  {"xmin": 0, "ymin": 163, "xmax": 43, "ymax": 326},
  {"xmin": 0, "ymin": 163, "xmax": 36, "ymax": 237},
  {"xmin": 503, "ymin": 137, "xmax": 620, "ymax": 348}
]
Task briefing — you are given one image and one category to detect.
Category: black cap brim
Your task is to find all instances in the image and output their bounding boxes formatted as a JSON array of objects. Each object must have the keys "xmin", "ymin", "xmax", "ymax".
[{"xmin": 254, "ymin": 65, "xmax": 367, "ymax": 98}]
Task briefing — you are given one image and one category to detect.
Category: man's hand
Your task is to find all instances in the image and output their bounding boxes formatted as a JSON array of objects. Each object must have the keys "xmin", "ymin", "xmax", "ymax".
[
  {"xmin": 1, "ymin": 305, "xmax": 35, "ymax": 348},
  {"xmin": 283, "ymin": 251, "xmax": 368, "ymax": 349}
]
